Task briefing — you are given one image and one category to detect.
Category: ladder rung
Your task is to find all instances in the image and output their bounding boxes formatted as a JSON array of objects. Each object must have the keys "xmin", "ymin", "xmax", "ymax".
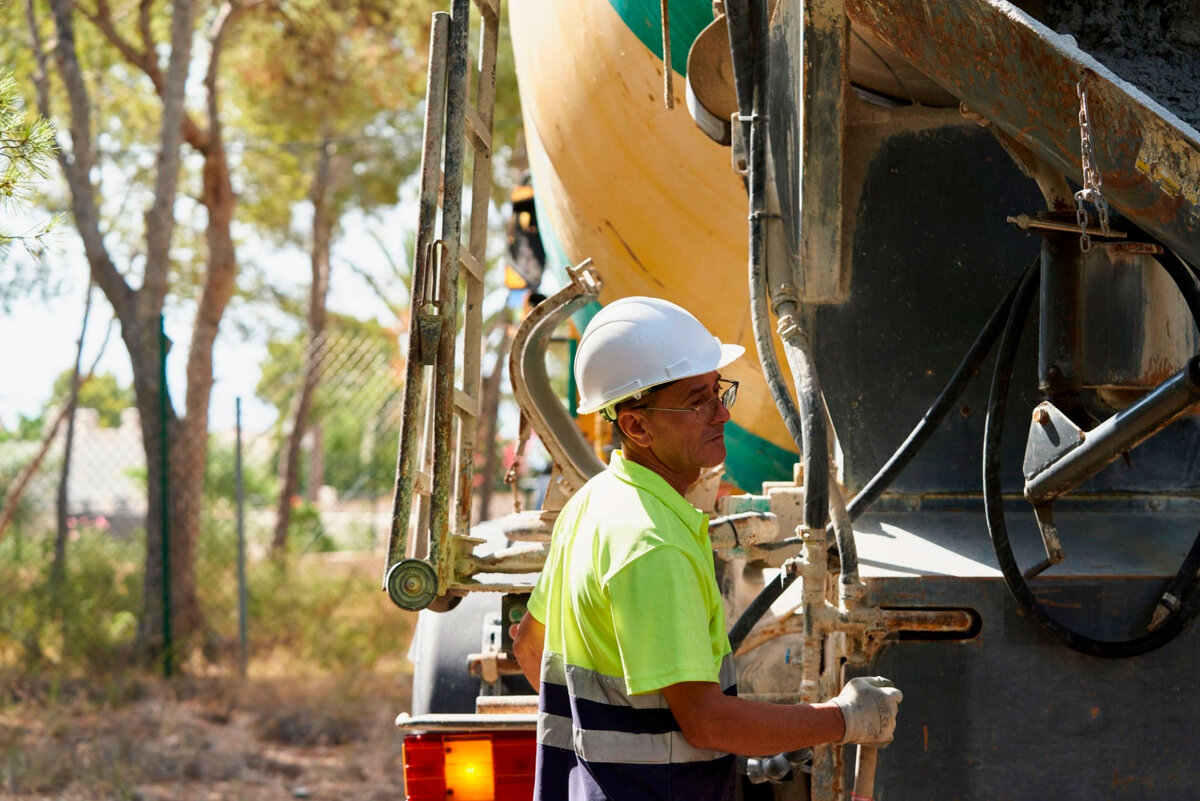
[
  {"xmin": 464, "ymin": 104, "xmax": 492, "ymax": 156},
  {"xmin": 459, "ymin": 248, "xmax": 485, "ymax": 282},
  {"xmin": 471, "ymin": 0, "xmax": 498, "ymax": 22},
  {"xmin": 454, "ymin": 389, "xmax": 478, "ymax": 418}
]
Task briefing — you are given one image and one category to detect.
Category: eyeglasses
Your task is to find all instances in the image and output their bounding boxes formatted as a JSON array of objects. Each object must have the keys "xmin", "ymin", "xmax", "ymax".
[{"xmin": 635, "ymin": 379, "xmax": 738, "ymax": 420}]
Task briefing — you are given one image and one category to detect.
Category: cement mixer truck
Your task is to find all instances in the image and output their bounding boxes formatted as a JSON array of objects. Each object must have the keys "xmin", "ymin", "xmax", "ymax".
[{"xmin": 384, "ymin": 0, "xmax": 1200, "ymax": 797}]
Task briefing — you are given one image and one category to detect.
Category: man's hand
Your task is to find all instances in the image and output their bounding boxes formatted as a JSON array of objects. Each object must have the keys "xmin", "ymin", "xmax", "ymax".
[{"xmin": 831, "ymin": 676, "xmax": 903, "ymax": 745}]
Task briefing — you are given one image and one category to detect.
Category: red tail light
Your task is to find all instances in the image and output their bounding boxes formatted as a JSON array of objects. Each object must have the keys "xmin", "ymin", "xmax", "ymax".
[{"xmin": 403, "ymin": 731, "xmax": 536, "ymax": 801}]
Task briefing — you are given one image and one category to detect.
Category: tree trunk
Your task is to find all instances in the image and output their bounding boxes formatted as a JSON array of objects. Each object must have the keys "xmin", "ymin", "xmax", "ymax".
[
  {"xmin": 307, "ymin": 422, "xmax": 325, "ymax": 503},
  {"xmin": 272, "ymin": 136, "xmax": 334, "ymax": 552},
  {"xmin": 51, "ymin": 280, "xmax": 94, "ymax": 590},
  {"xmin": 39, "ymin": 0, "xmax": 242, "ymax": 664},
  {"xmin": 473, "ymin": 311, "xmax": 513, "ymax": 523}
]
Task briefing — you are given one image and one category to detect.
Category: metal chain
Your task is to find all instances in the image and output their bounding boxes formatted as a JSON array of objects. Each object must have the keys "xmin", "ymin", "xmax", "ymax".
[{"xmin": 1074, "ymin": 81, "xmax": 1111, "ymax": 252}]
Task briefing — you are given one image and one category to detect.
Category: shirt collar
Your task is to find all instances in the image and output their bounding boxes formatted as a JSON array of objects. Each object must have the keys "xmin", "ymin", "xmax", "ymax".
[{"xmin": 607, "ymin": 450, "xmax": 708, "ymax": 536}]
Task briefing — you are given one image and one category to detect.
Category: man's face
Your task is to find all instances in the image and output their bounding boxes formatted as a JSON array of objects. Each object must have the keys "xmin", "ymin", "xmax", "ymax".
[{"xmin": 634, "ymin": 370, "xmax": 732, "ymax": 472}]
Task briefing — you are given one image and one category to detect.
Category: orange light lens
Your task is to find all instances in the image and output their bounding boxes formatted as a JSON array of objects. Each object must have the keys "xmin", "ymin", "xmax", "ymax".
[{"xmin": 443, "ymin": 737, "xmax": 495, "ymax": 801}]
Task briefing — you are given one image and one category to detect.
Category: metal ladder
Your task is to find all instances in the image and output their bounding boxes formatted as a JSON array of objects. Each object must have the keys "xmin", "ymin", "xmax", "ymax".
[{"xmin": 384, "ymin": 0, "xmax": 502, "ymax": 611}]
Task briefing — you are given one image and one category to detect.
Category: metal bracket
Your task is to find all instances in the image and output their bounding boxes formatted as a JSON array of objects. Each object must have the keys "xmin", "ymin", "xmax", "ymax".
[
  {"xmin": 1022, "ymin": 401, "xmax": 1086, "ymax": 483},
  {"xmin": 1026, "ymin": 503, "xmax": 1065, "ymax": 579}
]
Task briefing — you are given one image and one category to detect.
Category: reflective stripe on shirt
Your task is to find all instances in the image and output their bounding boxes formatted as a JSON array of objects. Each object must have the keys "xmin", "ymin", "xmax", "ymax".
[{"xmin": 537, "ymin": 649, "xmax": 737, "ymax": 765}]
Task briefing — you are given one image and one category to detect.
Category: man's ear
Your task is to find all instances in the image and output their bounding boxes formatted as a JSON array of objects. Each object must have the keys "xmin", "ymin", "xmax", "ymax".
[{"xmin": 616, "ymin": 409, "xmax": 653, "ymax": 448}]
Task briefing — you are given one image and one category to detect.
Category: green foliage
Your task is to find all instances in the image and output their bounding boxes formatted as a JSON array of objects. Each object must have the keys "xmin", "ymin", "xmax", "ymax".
[
  {"xmin": 49, "ymin": 371, "xmax": 134, "ymax": 428},
  {"xmin": 226, "ymin": 0, "xmax": 437, "ymax": 243},
  {"xmin": 0, "ymin": 70, "xmax": 57, "ymax": 248},
  {"xmin": 1, "ymin": 515, "xmax": 413, "ymax": 679},
  {"xmin": 204, "ymin": 433, "xmax": 275, "ymax": 504},
  {"xmin": 0, "ymin": 440, "xmax": 53, "ymax": 529},
  {"xmin": 195, "ymin": 516, "xmax": 413, "ymax": 676},
  {"xmin": 287, "ymin": 499, "xmax": 333, "ymax": 552},
  {"xmin": 0, "ymin": 412, "xmax": 46, "ymax": 442},
  {"xmin": 243, "ymin": 555, "xmax": 407, "ymax": 673},
  {"xmin": 0, "ymin": 526, "xmax": 144, "ymax": 676}
]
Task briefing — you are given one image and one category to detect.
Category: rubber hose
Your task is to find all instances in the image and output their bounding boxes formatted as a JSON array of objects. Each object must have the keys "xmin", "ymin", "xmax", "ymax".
[
  {"xmin": 778, "ymin": 323, "xmax": 831, "ymax": 530},
  {"xmin": 983, "ymin": 248, "xmax": 1200, "ymax": 658},
  {"xmin": 728, "ymin": 0, "xmax": 809, "ymax": 462},
  {"xmin": 729, "ymin": 259, "xmax": 1036, "ymax": 651},
  {"xmin": 729, "ymin": 0, "xmax": 829, "ymax": 528},
  {"xmin": 824, "ymin": 399, "xmax": 858, "ymax": 582},
  {"xmin": 846, "ymin": 255, "xmax": 1038, "ymax": 519}
]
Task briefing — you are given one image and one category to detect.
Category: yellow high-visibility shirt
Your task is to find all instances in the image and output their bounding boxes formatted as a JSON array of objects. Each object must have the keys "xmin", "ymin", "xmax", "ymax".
[{"xmin": 527, "ymin": 449, "xmax": 730, "ymax": 695}]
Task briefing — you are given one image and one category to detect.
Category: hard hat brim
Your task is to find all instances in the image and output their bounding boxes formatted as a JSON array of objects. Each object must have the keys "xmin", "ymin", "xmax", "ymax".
[{"xmin": 577, "ymin": 342, "xmax": 746, "ymax": 415}]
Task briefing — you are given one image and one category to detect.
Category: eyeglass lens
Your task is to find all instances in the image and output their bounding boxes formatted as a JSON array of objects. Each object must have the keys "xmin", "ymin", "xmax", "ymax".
[{"xmin": 720, "ymin": 382, "xmax": 737, "ymax": 410}]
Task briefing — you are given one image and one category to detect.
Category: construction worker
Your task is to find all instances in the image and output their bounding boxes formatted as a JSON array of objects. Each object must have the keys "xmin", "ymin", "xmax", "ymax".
[{"xmin": 513, "ymin": 296, "xmax": 902, "ymax": 800}]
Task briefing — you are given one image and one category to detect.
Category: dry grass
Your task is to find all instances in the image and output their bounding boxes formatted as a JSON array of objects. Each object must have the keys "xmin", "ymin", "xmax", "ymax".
[
  {"xmin": 0, "ymin": 672, "xmax": 413, "ymax": 800},
  {"xmin": 0, "ymin": 544, "xmax": 421, "ymax": 799}
]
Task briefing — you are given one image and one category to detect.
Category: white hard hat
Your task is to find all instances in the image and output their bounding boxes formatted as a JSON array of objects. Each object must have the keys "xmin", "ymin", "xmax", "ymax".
[{"xmin": 574, "ymin": 296, "xmax": 744, "ymax": 415}]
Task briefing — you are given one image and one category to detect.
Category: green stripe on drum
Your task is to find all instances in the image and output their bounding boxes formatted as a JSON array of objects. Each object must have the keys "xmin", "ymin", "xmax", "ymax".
[
  {"xmin": 723, "ymin": 422, "xmax": 797, "ymax": 493},
  {"xmin": 533, "ymin": 179, "xmax": 796, "ymax": 490},
  {"xmin": 607, "ymin": 0, "xmax": 714, "ymax": 76}
]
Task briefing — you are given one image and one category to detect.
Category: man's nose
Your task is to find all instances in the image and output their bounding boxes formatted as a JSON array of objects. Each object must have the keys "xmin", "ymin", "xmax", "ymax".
[{"xmin": 712, "ymin": 397, "xmax": 732, "ymax": 424}]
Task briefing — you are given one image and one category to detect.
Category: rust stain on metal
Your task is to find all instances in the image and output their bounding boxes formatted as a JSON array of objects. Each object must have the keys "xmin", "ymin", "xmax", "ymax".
[
  {"xmin": 1037, "ymin": 599, "xmax": 1084, "ymax": 609},
  {"xmin": 879, "ymin": 609, "xmax": 974, "ymax": 632},
  {"xmin": 843, "ymin": 0, "xmax": 1200, "ymax": 265}
]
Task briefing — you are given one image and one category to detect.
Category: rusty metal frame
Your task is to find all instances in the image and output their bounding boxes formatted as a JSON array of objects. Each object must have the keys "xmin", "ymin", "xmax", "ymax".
[
  {"xmin": 383, "ymin": 0, "xmax": 507, "ymax": 611},
  {"xmin": 384, "ymin": 12, "xmax": 451, "ymax": 579},
  {"xmin": 843, "ymin": 0, "xmax": 1200, "ymax": 268}
]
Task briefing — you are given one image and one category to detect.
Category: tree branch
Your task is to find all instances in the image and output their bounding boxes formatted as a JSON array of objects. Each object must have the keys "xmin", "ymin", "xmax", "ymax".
[
  {"xmin": 77, "ymin": 0, "xmax": 161, "ymax": 91},
  {"xmin": 342, "ymin": 258, "xmax": 407, "ymax": 322},
  {"xmin": 139, "ymin": 0, "xmax": 156, "ymax": 62},
  {"xmin": 204, "ymin": 1, "xmax": 243, "ymax": 141},
  {"xmin": 43, "ymin": 0, "xmax": 135, "ymax": 320},
  {"xmin": 140, "ymin": 0, "xmax": 197, "ymax": 314},
  {"xmin": 78, "ymin": 0, "xmax": 211, "ymax": 152}
]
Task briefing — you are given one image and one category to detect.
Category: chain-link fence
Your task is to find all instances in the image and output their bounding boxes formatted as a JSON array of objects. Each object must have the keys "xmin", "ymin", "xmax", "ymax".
[
  {"xmin": 1, "ymin": 323, "xmax": 403, "ymax": 551},
  {"xmin": 0, "ymin": 321, "xmax": 412, "ymax": 672}
]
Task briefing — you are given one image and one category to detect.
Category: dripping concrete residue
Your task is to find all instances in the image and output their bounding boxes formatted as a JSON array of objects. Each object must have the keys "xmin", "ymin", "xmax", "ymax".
[{"xmin": 1040, "ymin": 0, "xmax": 1200, "ymax": 131}]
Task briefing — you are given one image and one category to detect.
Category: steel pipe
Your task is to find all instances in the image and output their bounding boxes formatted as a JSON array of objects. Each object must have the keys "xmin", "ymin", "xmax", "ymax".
[{"xmin": 1025, "ymin": 355, "xmax": 1200, "ymax": 504}]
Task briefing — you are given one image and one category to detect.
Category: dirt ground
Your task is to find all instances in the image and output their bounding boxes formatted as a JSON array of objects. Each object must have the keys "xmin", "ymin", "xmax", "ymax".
[{"xmin": 0, "ymin": 672, "xmax": 413, "ymax": 800}]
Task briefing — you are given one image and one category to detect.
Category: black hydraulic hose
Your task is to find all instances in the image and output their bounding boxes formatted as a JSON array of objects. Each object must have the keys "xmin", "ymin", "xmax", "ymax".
[
  {"xmin": 983, "ymin": 249, "xmax": 1200, "ymax": 658},
  {"xmin": 727, "ymin": 569, "xmax": 793, "ymax": 654},
  {"xmin": 845, "ymin": 255, "xmax": 1039, "ymax": 520},
  {"xmin": 780, "ymin": 327, "xmax": 831, "ymax": 530},
  {"xmin": 729, "ymin": 259, "xmax": 1039, "ymax": 651},
  {"xmin": 727, "ymin": 0, "xmax": 830, "ymax": 531},
  {"xmin": 723, "ymin": 0, "xmax": 756, "ymax": 173},
  {"xmin": 726, "ymin": 0, "xmax": 805, "ymax": 457},
  {"xmin": 824, "ymin": 399, "xmax": 858, "ymax": 584}
]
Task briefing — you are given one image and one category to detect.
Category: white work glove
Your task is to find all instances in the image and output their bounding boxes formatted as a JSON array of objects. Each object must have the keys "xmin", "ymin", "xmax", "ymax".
[{"xmin": 831, "ymin": 676, "xmax": 903, "ymax": 746}]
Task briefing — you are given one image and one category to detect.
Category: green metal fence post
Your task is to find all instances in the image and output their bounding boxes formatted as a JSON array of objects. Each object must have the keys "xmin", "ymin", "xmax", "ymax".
[
  {"xmin": 159, "ymin": 314, "xmax": 172, "ymax": 678},
  {"xmin": 235, "ymin": 397, "xmax": 248, "ymax": 678}
]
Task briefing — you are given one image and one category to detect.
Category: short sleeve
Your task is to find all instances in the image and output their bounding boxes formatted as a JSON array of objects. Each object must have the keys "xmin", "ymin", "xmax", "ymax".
[
  {"xmin": 527, "ymin": 565, "xmax": 549, "ymax": 624},
  {"xmin": 606, "ymin": 545, "xmax": 721, "ymax": 695}
]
